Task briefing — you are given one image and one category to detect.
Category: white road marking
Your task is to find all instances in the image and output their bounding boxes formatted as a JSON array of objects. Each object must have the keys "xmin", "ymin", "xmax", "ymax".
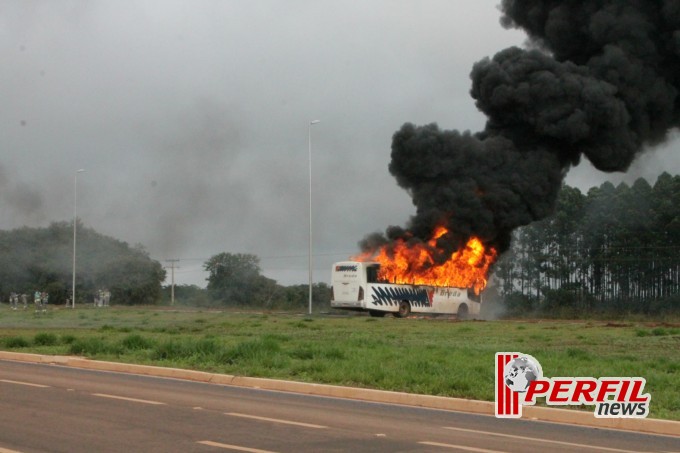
[
  {"xmin": 197, "ymin": 440, "xmax": 278, "ymax": 453},
  {"xmin": 419, "ymin": 441, "xmax": 505, "ymax": 452},
  {"xmin": 225, "ymin": 412, "xmax": 327, "ymax": 429},
  {"xmin": 91, "ymin": 393, "xmax": 165, "ymax": 405},
  {"xmin": 443, "ymin": 426, "xmax": 645, "ymax": 452},
  {"xmin": 0, "ymin": 379, "xmax": 49, "ymax": 388}
]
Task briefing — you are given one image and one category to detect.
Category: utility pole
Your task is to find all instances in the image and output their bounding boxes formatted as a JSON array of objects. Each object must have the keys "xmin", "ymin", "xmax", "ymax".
[{"xmin": 165, "ymin": 259, "xmax": 180, "ymax": 306}]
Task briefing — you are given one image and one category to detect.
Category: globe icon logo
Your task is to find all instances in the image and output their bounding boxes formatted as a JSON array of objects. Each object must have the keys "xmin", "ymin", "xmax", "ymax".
[{"xmin": 503, "ymin": 355, "xmax": 542, "ymax": 393}]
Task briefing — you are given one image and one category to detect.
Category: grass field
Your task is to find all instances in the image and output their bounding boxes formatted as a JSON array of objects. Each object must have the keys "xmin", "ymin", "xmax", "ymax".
[{"xmin": 0, "ymin": 306, "xmax": 678, "ymax": 421}]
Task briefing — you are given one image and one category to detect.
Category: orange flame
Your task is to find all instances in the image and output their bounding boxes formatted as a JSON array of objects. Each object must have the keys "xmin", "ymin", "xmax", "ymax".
[{"xmin": 353, "ymin": 226, "xmax": 497, "ymax": 294}]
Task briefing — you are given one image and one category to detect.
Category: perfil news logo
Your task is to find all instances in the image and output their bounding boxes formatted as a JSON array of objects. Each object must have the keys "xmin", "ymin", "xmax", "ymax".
[{"xmin": 495, "ymin": 353, "xmax": 651, "ymax": 419}]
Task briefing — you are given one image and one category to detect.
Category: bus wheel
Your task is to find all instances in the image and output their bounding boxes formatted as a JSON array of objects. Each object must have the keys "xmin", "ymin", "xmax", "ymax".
[
  {"xmin": 396, "ymin": 301, "xmax": 411, "ymax": 318},
  {"xmin": 457, "ymin": 303, "xmax": 469, "ymax": 320},
  {"xmin": 369, "ymin": 310, "xmax": 386, "ymax": 318}
]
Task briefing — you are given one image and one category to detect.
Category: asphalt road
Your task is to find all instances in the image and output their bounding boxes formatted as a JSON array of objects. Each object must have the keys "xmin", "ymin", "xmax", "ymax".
[{"xmin": 0, "ymin": 360, "xmax": 678, "ymax": 453}]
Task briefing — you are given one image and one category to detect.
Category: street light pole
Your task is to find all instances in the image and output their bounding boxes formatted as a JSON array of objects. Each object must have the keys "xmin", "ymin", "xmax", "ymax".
[
  {"xmin": 72, "ymin": 169, "xmax": 85, "ymax": 308},
  {"xmin": 308, "ymin": 119, "xmax": 320, "ymax": 316}
]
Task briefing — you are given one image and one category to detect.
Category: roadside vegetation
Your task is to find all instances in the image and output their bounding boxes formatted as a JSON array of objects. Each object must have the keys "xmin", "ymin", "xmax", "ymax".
[
  {"xmin": 0, "ymin": 175, "xmax": 677, "ymax": 422},
  {"xmin": 0, "ymin": 307, "xmax": 678, "ymax": 421},
  {"xmin": 494, "ymin": 174, "xmax": 680, "ymax": 318}
]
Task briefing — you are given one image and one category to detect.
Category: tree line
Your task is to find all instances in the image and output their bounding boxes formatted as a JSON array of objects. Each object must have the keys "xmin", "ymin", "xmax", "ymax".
[
  {"xmin": 492, "ymin": 172, "xmax": 679, "ymax": 316},
  {"xmin": 0, "ymin": 221, "xmax": 165, "ymax": 305},
  {"xmin": 164, "ymin": 252, "xmax": 332, "ymax": 312},
  {"xmin": 0, "ymin": 222, "xmax": 330, "ymax": 311},
  {"xmin": 3, "ymin": 172, "xmax": 677, "ymax": 315}
]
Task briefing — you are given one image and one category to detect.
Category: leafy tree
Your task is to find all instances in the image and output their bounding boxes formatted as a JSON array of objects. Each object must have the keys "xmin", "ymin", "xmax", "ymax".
[
  {"xmin": 280, "ymin": 283, "xmax": 332, "ymax": 312},
  {"xmin": 204, "ymin": 253, "xmax": 276, "ymax": 306}
]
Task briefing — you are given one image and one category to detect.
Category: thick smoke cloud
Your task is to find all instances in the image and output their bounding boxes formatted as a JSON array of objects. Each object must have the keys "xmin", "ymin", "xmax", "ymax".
[{"xmin": 362, "ymin": 0, "xmax": 680, "ymax": 257}]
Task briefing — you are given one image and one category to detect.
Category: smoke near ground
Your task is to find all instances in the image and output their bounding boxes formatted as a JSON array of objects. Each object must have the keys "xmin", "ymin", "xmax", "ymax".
[
  {"xmin": 362, "ymin": 0, "xmax": 680, "ymax": 257},
  {"xmin": 0, "ymin": 164, "xmax": 44, "ymax": 221}
]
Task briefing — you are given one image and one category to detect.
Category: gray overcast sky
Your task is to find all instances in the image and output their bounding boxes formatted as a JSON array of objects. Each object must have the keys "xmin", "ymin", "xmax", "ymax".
[{"xmin": 2, "ymin": 1, "xmax": 678, "ymax": 287}]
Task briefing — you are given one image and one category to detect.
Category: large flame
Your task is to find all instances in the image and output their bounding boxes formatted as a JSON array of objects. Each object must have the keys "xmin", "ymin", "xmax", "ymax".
[{"xmin": 353, "ymin": 226, "xmax": 497, "ymax": 294}]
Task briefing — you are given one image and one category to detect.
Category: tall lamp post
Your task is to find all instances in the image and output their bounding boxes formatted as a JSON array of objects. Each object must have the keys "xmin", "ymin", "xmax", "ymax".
[
  {"xmin": 72, "ymin": 169, "xmax": 86, "ymax": 308},
  {"xmin": 308, "ymin": 119, "xmax": 320, "ymax": 315}
]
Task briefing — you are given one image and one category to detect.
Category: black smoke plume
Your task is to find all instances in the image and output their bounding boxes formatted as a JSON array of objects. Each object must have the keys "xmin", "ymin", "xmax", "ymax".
[{"xmin": 361, "ymin": 0, "xmax": 680, "ymax": 260}]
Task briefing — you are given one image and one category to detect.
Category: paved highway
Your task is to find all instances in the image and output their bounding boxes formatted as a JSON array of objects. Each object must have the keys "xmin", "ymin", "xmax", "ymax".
[{"xmin": 0, "ymin": 360, "xmax": 678, "ymax": 452}]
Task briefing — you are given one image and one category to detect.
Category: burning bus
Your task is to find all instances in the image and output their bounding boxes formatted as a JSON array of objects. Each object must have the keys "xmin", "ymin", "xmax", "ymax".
[
  {"xmin": 330, "ymin": 261, "xmax": 482, "ymax": 318},
  {"xmin": 331, "ymin": 226, "xmax": 496, "ymax": 318}
]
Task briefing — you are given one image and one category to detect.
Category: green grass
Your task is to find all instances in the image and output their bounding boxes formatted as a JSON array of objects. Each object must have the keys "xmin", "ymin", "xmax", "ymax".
[{"xmin": 0, "ymin": 306, "xmax": 678, "ymax": 420}]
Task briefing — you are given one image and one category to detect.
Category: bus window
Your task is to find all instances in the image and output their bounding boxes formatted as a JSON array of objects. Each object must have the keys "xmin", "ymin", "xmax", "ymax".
[
  {"xmin": 366, "ymin": 265, "xmax": 379, "ymax": 283},
  {"xmin": 467, "ymin": 288, "xmax": 481, "ymax": 303}
]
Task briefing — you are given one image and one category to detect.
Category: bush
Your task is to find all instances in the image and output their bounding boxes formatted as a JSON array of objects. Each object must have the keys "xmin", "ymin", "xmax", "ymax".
[
  {"xmin": 219, "ymin": 337, "xmax": 281, "ymax": 364},
  {"xmin": 61, "ymin": 334, "xmax": 77, "ymax": 344},
  {"xmin": 503, "ymin": 292, "xmax": 534, "ymax": 316},
  {"xmin": 647, "ymin": 294, "xmax": 680, "ymax": 316},
  {"xmin": 541, "ymin": 288, "xmax": 580, "ymax": 317},
  {"xmin": 4, "ymin": 336, "xmax": 30, "ymax": 348},
  {"xmin": 34, "ymin": 332, "xmax": 59, "ymax": 346},
  {"xmin": 69, "ymin": 337, "xmax": 122, "ymax": 356},
  {"xmin": 151, "ymin": 339, "xmax": 185, "ymax": 361},
  {"xmin": 120, "ymin": 334, "xmax": 155, "ymax": 351}
]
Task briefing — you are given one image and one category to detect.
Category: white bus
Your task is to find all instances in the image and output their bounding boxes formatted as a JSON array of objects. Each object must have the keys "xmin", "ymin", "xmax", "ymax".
[{"xmin": 330, "ymin": 261, "xmax": 481, "ymax": 318}]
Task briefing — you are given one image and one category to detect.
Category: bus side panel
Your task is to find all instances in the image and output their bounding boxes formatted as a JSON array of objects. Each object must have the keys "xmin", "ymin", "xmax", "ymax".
[
  {"xmin": 364, "ymin": 283, "xmax": 431, "ymax": 313},
  {"xmin": 428, "ymin": 287, "xmax": 458, "ymax": 314},
  {"xmin": 364, "ymin": 284, "xmax": 396, "ymax": 313},
  {"xmin": 365, "ymin": 285, "xmax": 481, "ymax": 316},
  {"xmin": 433, "ymin": 288, "xmax": 482, "ymax": 316}
]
